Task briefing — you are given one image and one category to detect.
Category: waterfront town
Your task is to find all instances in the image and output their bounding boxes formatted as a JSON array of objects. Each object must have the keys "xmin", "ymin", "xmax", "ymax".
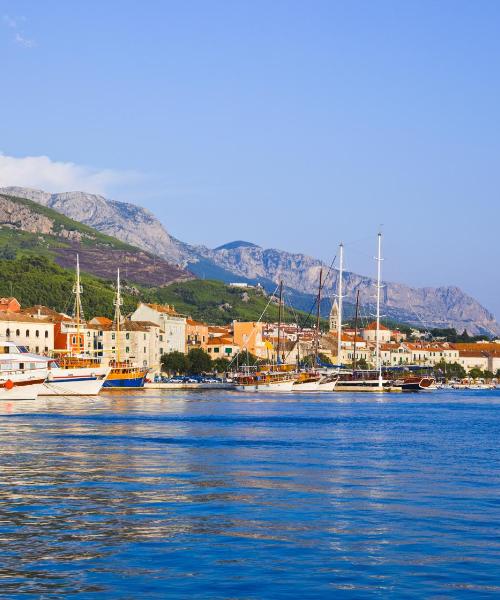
[{"xmin": 0, "ymin": 293, "xmax": 498, "ymax": 378}]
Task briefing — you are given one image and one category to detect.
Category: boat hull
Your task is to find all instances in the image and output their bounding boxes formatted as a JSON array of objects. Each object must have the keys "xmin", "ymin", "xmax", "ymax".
[
  {"xmin": 234, "ymin": 380, "xmax": 296, "ymax": 392},
  {"xmin": 40, "ymin": 367, "xmax": 111, "ymax": 396},
  {"xmin": 293, "ymin": 380, "xmax": 320, "ymax": 392},
  {"xmin": 103, "ymin": 369, "xmax": 149, "ymax": 389},
  {"xmin": 335, "ymin": 380, "xmax": 400, "ymax": 392},
  {"xmin": 0, "ymin": 380, "xmax": 46, "ymax": 401}
]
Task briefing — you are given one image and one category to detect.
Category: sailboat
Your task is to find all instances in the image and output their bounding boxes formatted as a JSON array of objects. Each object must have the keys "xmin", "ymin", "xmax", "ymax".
[
  {"xmin": 292, "ymin": 269, "xmax": 324, "ymax": 391},
  {"xmin": 333, "ymin": 233, "xmax": 400, "ymax": 392},
  {"xmin": 102, "ymin": 269, "xmax": 149, "ymax": 389},
  {"xmin": 36, "ymin": 255, "xmax": 111, "ymax": 396},
  {"xmin": 233, "ymin": 281, "xmax": 297, "ymax": 392}
]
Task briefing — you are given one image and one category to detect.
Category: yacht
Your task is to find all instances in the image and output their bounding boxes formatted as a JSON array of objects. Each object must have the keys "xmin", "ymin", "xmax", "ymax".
[{"xmin": 0, "ymin": 342, "xmax": 48, "ymax": 400}]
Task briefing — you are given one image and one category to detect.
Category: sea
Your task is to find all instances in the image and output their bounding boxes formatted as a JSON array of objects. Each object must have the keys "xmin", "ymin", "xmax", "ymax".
[{"xmin": 0, "ymin": 389, "xmax": 499, "ymax": 598}]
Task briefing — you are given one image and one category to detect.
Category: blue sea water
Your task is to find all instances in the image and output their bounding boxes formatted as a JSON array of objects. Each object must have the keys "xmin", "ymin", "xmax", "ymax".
[{"xmin": 0, "ymin": 389, "xmax": 499, "ymax": 598}]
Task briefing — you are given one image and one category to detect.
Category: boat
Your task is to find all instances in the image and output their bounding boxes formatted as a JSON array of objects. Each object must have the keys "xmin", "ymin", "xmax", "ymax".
[
  {"xmin": 0, "ymin": 341, "xmax": 48, "ymax": 401},
  {"xmin": 102, "ymin": 269, "xmax": 149, "ymax": 389},
  {"xmin": 393, "ymin": 375, "xmax": 435, "ymax": 392},
  {"xmin": 36, "ymin": 255, "xmax": 111, "ymax": 395},
  {"xmin": 233, "ymin": 369, "xmax": 296, "ymax": 392},
  {"xmin": 293, "ymin": 372, "xmax": 321, "ymax": 391}
]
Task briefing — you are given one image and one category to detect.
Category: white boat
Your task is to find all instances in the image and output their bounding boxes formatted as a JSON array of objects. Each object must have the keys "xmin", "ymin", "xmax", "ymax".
[
  {"xmin": 41, "ymin": 362, "xmax": 111, "ymax": 396},
  {"xmin": 293, "ymin": 374, "xmax": 321, "ymax": 392},
  {"xmin": 233, "ymin": 369, "xmax": 296, "ymax": 392},
  {"xmin": 318, "ymin": 375, "xmax": 338, "ymax": 391},
  {"xmin": 0, "ymin": 342, "xmax": 48, "ymax": 401}
]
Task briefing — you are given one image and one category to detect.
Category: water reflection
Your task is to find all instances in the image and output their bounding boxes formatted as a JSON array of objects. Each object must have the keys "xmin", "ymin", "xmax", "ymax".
[{"xmin": 0, "ymin": 390, "xmax": 499, "ymax": 597}]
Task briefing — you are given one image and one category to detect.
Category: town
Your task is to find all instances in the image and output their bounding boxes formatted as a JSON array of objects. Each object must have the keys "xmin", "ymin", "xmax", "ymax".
[{"xmin": 0, "ymin": 291, "xmax": 498, "ymax": 380}]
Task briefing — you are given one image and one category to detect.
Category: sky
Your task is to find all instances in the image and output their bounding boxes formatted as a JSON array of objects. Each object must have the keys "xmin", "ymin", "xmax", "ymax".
[{"xmin": 1, "ymin": 1, "xmax": 499, "ymax": 318}]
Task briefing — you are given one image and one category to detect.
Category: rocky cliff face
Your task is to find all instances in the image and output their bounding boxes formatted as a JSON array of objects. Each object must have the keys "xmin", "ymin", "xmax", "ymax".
[
  {"xmin": 1, "ymin": 187, "xmax": 187, "ymax": 265},
  {"xmin": 3, "ymin": 186, "xmax": 498, "ymax": 335},
  {"xmin": 0, "ymin": 192, "xmax": 192, "ymax": 287}
]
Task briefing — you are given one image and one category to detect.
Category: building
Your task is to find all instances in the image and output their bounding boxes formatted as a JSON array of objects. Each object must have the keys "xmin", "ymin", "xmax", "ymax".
[
  {"xmin": 131, "ymin": 303, "xmax": 186, "ymax": 355},
  {"xmin": 0, "ymin": 309, "xmax": 54, "ymax": 354},
  {"xmin": 329, "ymin": 300, "xmax": 339, "ymax": 333},
  {"xmin": 361, "ymin": 322, "xmax": 392, "ymax": 343},
  {"xmin": 232, "ymin": 321, "xmax": 267, "ymax": 359},
  {"xmin": 0, "ymin": 297, "xmax": 21, "ymax": 312},
  {"xmin": 186, "ymin": 318, "xmax": 209, "ymax": 350},
  {"xmin": 206, "ymin": 337, "xmax": 240, "ymax": 360}
]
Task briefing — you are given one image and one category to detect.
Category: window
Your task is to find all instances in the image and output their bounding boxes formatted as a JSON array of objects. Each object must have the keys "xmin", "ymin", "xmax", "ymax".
[
  {"xmin": 44, "ymin": 347, "xmax": 48, "ymax": 353},
  {"xmin": 5, "ymin": 328, "xmax": 10, "ymax": 337},
  {"xmin": 16, "ymin": 329, "xmax": 20, "ymax": 336},
  {"xmin": 111, "ymin": 333, "xmax": 115, "ymax": 340},
  {"xmin": 214, "ymin": 347, "xmax": 220, "ymax": 353},
  {"xmin": 144, "ymin": 334, "xmax": 146, "ymax": 340},
  {"xmin": 126, "ymin": 333, "xmax": 130, "ymax": 340},
  {"xmin": 45, "ymin": 331, "xmax": 49, "ymax": 338},
  {"xmin": 126, "ymin": 347, "xmax": 130, "ymax": 354},
  {"xmin": 87, "ymin": 331, "xmax": 90, "ymax": 337},
  {"xmin": 35, "ymin": 330, "xmax": 39, "ymax": 338},
  {"xmin": 35, "ymin": 346, "xmax": 39, "ymax": 353},
  {"xmin": 144, "ymin": 347, "xmax": 146, "ymax": 353},
  {"xmin": 208, "ymin": 348, "xmax": 212, "ymax": 353},
  {"xmin": 26, "ymin": 330, "xmax": 30, "ymax": 337},
  {"xmin": 159, "ymin": 335, "xmax": 163, "ymax": 342}
]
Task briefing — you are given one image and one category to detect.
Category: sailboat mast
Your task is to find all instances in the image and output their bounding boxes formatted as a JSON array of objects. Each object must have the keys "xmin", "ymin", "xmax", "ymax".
[
  {"xmin": 314, "ymin": 268, "xmax": 323, "ymax": 366},
  {"xmin": 277, "ymin": 280, "xmax": 283, "ymax": 365},
  {"xmin": 114, "ymin": 268, "xmax": 123, "ymax": 363},
  {"xmin": 337, "ymin": 242, "xmax": 344, "ymax": 365},
  {"xmin": 375, "ymin": 233, "xmax": 383, "ymax": 387},
  {"xmin": 72, "ymin": 254, "xmax": 84, "ymax": 354},
  {"xmin": 353, "ymin": 289, "xmax": 360, "ymax": 372}
]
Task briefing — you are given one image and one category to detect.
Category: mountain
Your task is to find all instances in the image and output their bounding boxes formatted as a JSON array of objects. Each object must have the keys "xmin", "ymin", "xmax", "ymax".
[
  {"xmin": 2, "ymin": 186, "xmax": 499, "ymax": 336},
  {"xmin": 0, "ymin": 192, "xmax": 191, "ymax": 287}
]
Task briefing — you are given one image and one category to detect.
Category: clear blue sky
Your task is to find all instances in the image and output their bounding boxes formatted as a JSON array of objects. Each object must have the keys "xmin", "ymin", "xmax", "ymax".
[{"xmin": 1, "ymin": 0, "xmax": 499, "ymax": 319}]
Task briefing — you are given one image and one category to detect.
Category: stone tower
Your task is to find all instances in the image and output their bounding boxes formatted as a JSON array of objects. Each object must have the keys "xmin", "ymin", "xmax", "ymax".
[{"xmin": 329, "ymin": 300, "xmax": 339, "ymax": 333}]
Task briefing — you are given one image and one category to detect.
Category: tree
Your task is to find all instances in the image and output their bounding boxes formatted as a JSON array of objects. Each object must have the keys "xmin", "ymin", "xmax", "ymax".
[
  {"xmin": 187, "ymin": 348, "xmax": 212, "ymax": 374},
  {"xmin": 161, "ymin": 351, "xmax": 189, "ymax": 374},
  {"xmin": 434, "ymin": 360, "xmax": 466, "ymax": 380},
  {"xmin": 355, "ymin": 357, "xmax": 369, "ymax": 370},
  {"xmin": 483, "ymin": 370, "xmax": 494, "ymax": 380},
  {"xmin": 212, "ymin": 357, "xmax": 230, "ymax": 373},
  {"xmin": 469, "ymin": 367, "xmax": 484, "ymax": 379}
]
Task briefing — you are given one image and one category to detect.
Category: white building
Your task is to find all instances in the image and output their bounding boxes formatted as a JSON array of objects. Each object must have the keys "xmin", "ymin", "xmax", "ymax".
[
  {"xmin": 0, "ymin": 310, "xmax": 54, "ymax": 354},
  {"xmin": 131, "ymin": 303, "xmax": 186, "ymax": 355}
]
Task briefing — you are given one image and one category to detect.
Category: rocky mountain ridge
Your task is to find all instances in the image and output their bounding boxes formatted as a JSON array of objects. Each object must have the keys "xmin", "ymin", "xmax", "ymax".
[
  {"xmin": 0, "ymin": 192, "xmax": 192, "ymax": 287},
  {"xmin": 2, "ymin": 186, "xmax": 498, "ymax": 335}
]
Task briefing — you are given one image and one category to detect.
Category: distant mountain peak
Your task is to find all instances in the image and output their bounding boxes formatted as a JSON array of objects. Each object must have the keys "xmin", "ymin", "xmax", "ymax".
[{"xmin": 215, "ymin": 240, "xmax": 260, "ymax": 251}]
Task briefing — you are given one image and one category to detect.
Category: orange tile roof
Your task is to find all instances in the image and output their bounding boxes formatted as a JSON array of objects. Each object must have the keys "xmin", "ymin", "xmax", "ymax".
[{"xmin": 363, "ymin": 321, "xmax": 390, "ymax": 331}]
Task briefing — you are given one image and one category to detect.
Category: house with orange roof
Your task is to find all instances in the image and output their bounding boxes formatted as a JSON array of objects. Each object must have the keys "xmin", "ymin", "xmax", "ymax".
[
  {"xmin": 361, "ymin": 322, "xmax": 392, "ymax": 344},
  {"xmin": 0, "ymin": 297, "xmax": 20, "ymax": 312},
  {"xmin": 186, "ymin": 318, "xmax": 209, "ymax": 350},
  {"xmin": 0, "ymin": 309, "xmax": 55, "ymax": 354},
  {"xmin": 206, "ymin": 336, "xmax": 241, "ymax": 360}
]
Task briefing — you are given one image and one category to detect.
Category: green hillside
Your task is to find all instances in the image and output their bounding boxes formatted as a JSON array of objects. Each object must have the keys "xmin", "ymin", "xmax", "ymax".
[
  {"xmin": 0, "ymin": 255, "xmax": 320, "ymax": 325},
  {"xmin": 0, "ymin": 192, "xmax": 190, "ymax": 286},
  {"xmin": 152, "ymin": 279, "xmax": 318, "ymax": 325}
]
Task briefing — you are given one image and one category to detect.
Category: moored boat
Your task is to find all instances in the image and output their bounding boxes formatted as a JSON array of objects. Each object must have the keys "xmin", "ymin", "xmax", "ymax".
[{"xmin": 0, "ymin": 342, "xmax": 47, "ymax": 401}]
